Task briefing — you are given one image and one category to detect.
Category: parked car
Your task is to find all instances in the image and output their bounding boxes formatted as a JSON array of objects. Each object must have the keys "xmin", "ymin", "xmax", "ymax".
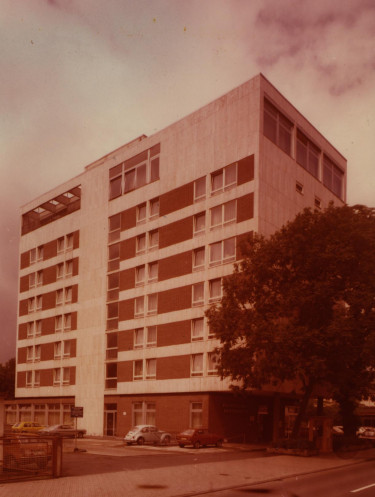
[
  {"xmin": 176, "ymin": 428, "xmax": 224, "ymax": 449},
  {"xmin": 11, "ymin": 421, "xmax": 45, "ymax": 433},
  {"xmin": 38, "ymin": 424, "xmax": 86, "ymax": 438},
  {"xmin": 3, "ymin": 436, "xmax": 51, "ymax": 470},
  {"xmin": 359, "ymin": 427, "xmax": 375, "ymax": 446},
  {"xmin": 124, "ymin": 425, "xmax": 172, "ymax": 445}
]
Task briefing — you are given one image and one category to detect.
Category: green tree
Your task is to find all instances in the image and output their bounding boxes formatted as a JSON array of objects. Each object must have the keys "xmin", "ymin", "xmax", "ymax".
[
  {"xmin": 0, "ymin": 358, "xmax": 15, "ymax": 399},
  {"xmin": 206, "ymin": 205, "xmax": 375, "ymax": 437}
]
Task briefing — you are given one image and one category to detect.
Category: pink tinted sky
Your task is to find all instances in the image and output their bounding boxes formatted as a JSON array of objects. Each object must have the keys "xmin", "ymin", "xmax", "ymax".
[{"xmin": 1, "ymin": 0, "xmax": 374, "ymax": 363}]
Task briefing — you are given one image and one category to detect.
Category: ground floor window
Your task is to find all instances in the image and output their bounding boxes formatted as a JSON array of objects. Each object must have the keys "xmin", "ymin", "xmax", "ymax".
[
  {"xmin": 132, "ymin": 402, "xmax": 156, "ymax": 426},
  {"xmin": 190, "ymin": 402, "xmax": 203, "ymax": 428}
]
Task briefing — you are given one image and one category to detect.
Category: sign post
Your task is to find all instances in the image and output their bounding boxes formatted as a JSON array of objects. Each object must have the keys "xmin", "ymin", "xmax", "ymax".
[{"xmin": 71, "ymin": 406, "xmax": 84, "ymax": 452}]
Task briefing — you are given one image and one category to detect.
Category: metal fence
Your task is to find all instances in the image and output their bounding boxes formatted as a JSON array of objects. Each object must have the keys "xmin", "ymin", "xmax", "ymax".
[{"xmin": 0, "ymin": 434, "xmax": 62, "ymax": 483}]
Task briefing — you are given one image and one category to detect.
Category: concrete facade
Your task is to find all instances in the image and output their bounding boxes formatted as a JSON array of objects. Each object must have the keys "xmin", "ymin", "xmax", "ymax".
[{"xmin": 12, "ymin": 74, "xmax": 346, "ymax": 439}]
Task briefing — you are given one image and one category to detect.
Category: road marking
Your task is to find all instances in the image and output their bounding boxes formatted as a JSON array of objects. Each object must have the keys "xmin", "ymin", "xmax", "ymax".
[{"xmin": 351, "ymin": 483, "xmax": 375, "ymax": 493}]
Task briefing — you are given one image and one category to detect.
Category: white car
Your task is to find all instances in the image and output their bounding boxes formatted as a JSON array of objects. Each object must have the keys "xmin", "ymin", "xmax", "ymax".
[{"xmin": 124, "ymin": 425, "xmax": 172, "ymax": 445}]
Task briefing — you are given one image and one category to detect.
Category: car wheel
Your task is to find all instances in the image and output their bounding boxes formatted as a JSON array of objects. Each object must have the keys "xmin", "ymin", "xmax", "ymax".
[
  {"xmin": 137, "ymin": 437, "xmax": 145, "ymax": 445},
  {"xmin": 216, "ymin": 439, "xmax": 223, "ymax": 448},
  {"xmin": 163, "ymin": 435, "xmax": 171, "ymax": 446},
  {"xmin": 179, "ymin": 444, "xmax": 185, "ymax": 448},
  {"xmin": 194, "ymin": 441, "xmax": 200, "ymax": 449}
]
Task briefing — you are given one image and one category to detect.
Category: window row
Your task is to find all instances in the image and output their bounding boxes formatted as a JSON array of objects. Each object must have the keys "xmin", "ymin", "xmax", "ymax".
[
  {"xmin": 53, "ymin": 367, "xmax": 71, "ymax": 385},
  {"xmin": 26, "ymin": 260, "xmax": 74, "ymax": 291},
  {"xmin": 194, "ymin": 200, "xmax": 237, "ymax": 236},
  {"xmin": 126, "ymin": 401, "xmax": 203, "ymax": 429},
  {"xmin": 28, "ymin": 233, "xmax": 74, "ymax": 265},
  {"xmin": 25, "ymin": 314, "xmax": 73, "ymax": 337},
  {"xmin": 132, "ymin": 352, "xmax": 218, "ymax": 381},
  {"xmin": 193, "ymin": 162, "xmax": 238, "ymax": 202},
  {"xmin": 192, "ymin": 278, "xmax": 223, "ymax": 306},
  {"xmin": 109, "ymin": 146, "xmax": 160, "ymax": 200},
  {"xmin": 263, "ymin": 98, "xmax": 344, "ymax": 199},
  {"xmin": 56, "ymin": 286, "xmax": 74, "ymax": 306}
]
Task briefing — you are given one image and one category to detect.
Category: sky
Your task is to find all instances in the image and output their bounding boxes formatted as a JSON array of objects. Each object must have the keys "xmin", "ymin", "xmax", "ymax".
[{"xmin": 1, "ymin": 0, "xmax": 375, "ymax": 364}]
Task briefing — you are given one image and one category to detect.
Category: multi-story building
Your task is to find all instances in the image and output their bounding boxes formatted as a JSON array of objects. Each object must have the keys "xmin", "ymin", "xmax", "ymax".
[{"xmin": 11, "ymin": 74, "xmax": 346, "ymax": 440}]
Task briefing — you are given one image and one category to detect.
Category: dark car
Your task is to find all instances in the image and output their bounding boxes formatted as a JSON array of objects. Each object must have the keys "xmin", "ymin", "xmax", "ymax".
[
  {"xmin": 176, "ymin": 428, "xmax": 224, "ymax": 449},
  {"xmin": 38, "ymin": 424, "xmax": 86, "ymax": 438}
]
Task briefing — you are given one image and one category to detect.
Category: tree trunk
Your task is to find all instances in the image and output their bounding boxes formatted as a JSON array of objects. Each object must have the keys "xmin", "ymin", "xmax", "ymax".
[{"xmin": 291, "ymin": 382, "xmax": 314, "ymax": 438}]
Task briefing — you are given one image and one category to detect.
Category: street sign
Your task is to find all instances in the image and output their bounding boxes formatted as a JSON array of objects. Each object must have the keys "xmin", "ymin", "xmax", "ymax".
[{"xmin": 71, "ymin": 406, "xmax": 84, "ymax": 418}]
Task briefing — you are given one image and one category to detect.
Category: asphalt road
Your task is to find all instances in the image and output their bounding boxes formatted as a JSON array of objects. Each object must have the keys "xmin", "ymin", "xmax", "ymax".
[
  {"xmin": 62, "ymin": 440, "xmax": 269, "ymax": 477},
  {"xmin": 199, "ymin": 460, "xmax": 375, "ymax": 497}
]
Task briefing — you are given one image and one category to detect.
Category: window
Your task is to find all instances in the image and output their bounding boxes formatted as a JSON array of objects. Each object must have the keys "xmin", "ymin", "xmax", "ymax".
[
  {"xmin": 64, "ymin": 314, "xmax": 71, "ymax": 331},
  {"xmin": 29, "ymin": 273, "xmax": 36, "ymax": 288},
  {"xmin": 323, "ymin": 155, "xmax": 344, "ymax": 199},
  {"xmin": 137, "ymin": 203, "xmax": 147, "ymax": 223},
  {"xmin": 314, "ymin": 197, "xmax": 322, "ymax": 209},
  {"xmin": 146, "ymin": 359, "xmax": 156, "ymax": 379},
  {"xmin": 107, "ymin": 302, "xmax": 119, "ymax": 319},
  {"xmin": 211, "ymin": 163, "xmax": 237, "ymax": 194},
  {"xmin": 108, "ymin": 243, "xmax": 120, "ymax": 261},
  {"xmin": 194, "ymin": 177, "xmax": 206, "ymax": 201},
  {"xmin": 194, "ymin": 212, "xmax": 206, "ymax": 236},
  {"xmin": 193, "ymin": 247, "xmax": 205, "ymax": 270},
  {"xmin": 149, "ymin": 230, "xmax": 159, "ymax": 249},
  {"xmin": 108, "ymin": 272, "xmax": 119, "ymax": 290},
  {"xmin": 34, "ymin": 345, "xmax": 41, "ymax": 361},
  {"xmin": 132, "ymin": 402, "xmax": 156, "ymax": 426},
  {"xmin": 27, "ymin": 322, "xmax": 34, "ymax": 337},
  {"xmin": 106, "ymin": 362, "xmax": 117, "ymax": 389},
  {"xmin": 135, "ymin": 265, "xmax": 146, "ymax": 285},
  {"xmin": 146, "ymin": 326, "xmax": 157, "ymax": 347},
  {"xmin": 150, "ymin": 156, "xmax": 160, "ymax": 182},
  {"xmin": 66, "ymin": 233, "xmax": 74, "ymax": 250},
  {"xmin": 190, "ymin": 402, "xmax": 203, "ymax": 428},
  {"xmin": 28, "ymin": 297, "xmax": 35, "ymax": 313},
  {"xmin": 35, "ymin": 320, "xmax": 42, "ymax": 336},
  {"xmin": 37, "ymin": 246, "xmax": 44, "ymax": 261},
  {"xmin": 109, "ymin": 146, "xmax": 160, "ymax": 200},
  {"xmin": 26, "ymin": 371, "xmax": 33, "ymax": 387},
  {"xmin": 57, "ymin": 263, "xmax": 64, "ymax": 279},
  {"xmin": 65, "ymin": 260, "xmax": 73, "ymax": 277},
  {"xmin": 27, "ymin": 346, "xmax": 33, "ymax": 362},
  {"xmin": 192, "ymin": 282, "xmax": 204, "ymax": 306},
  {"xmin": 62, "ymin": 367, "xmax": 70, "ymax": 385},
  {"xmin": 296, "ymin": 129, "xmax": 320, "ymax": 178},
  {"xmin": 109, "ymin": 214, "xmax": 121, "ymax": 243},
  {"xmin": 53, "ymin": 368, "xmax": 61, "ymax": 385},
  {"xmin": 136, "ymin": 234, "xmax": 146, "ymax": 253},
  {"xmin": 54, "ymin": 341, "xmax": 62, "ymax": 359},
  {"xmin": 209, "ymin": 238, "xmax": 235, "ymax": 265},
  {"xmin": 134, "ymin": 360, "xmax": 143, "ymax": 380},
  {"xmin": 263, "ymin": 98, "xmax": 293, "ymax": 155},
  {"xmin": 57, "ymin": 237, "xmax": 65, "ymax": 253},
  {"xmin": 29, "ymin": 248, "xmax": 36, "ymax": 264},
  {"xmin": 34, "ymin": 371, "xmax": 40, "ymax": 387},
  {"xmin": 63, "ymin": 340, "xmax": 71, "ymax": 358},
  {"xmin": 36, "ymin": 295, "xmax": 42, "ymax": 311},
  {"xmin": 36, "ymin": 271, "xmax": 43, "ymax": 286},
  {"xmin": 149, "ymin": 197, "xmax": 159, "ymax": 218},
  {"xmin": 209, "ymin": 278, "xmax": 222, "ymax": 302},
  {"xmin": 106, "ymin": 333, "xmax": 118, "ymax": 360},
  {"xmin": 56, "ymin": 289, "xmax": 63, "ymax": 306},
  {"xmin": 134, "ymin": 328, "xmax": 144, "ymax": 348},
  {"xmin": 55, "ymin": 315, "xmax": 62, "ymax": 333},
  {"xmin": 207, "ymin": 352, "xmax": 219, "ymax": 375},
  {"xmin": 210, "ymin": 200, "xmax": 236, "ymax": 228},
  {"xmin": 135, "ymin": 296, "xmax": 145, "ymax": 316},
  {"xmin": 296, "ymin": 182, "xmax": 304, "ymax": 194},
  {"xmin": 192, "ymin": 318, "xmax": 204, "ymax": 341},
  {"xmin": 147, "ymin": 294, "xmax": 158, "ymax": 314},
  {"xmin": 148, "ymin": 261, "xmax": 158, "ymax": 282},
  {"xmin": 191, "ymin": 354, "xmax": 203, "ymax": 376}
]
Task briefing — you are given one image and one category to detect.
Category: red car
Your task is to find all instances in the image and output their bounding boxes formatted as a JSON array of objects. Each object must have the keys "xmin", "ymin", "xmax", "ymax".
[{"xmin": 176, "ymin": 428, "xmax": 224, "ymax": 449}]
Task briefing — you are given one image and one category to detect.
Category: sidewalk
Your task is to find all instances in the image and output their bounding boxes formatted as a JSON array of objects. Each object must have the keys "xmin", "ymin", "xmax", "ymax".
[{"xmin": 0, "ymin": 443, "xmax": 374, "ymax": 497}]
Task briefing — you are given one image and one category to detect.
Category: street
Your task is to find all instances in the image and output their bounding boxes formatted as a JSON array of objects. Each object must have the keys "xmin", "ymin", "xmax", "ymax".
[{"xmin": 200, "ymin": 460, "xmax": 375, "ymax": 497}]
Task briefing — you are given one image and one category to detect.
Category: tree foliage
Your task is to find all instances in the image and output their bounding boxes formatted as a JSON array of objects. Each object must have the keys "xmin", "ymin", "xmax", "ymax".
[
  {"xmin": 0, "ymin": 358, "xmax": 15, "ymax": 399},
  {"xmin": 206, "ymin": 204, "xmax": 375, "ymax": 436}
]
